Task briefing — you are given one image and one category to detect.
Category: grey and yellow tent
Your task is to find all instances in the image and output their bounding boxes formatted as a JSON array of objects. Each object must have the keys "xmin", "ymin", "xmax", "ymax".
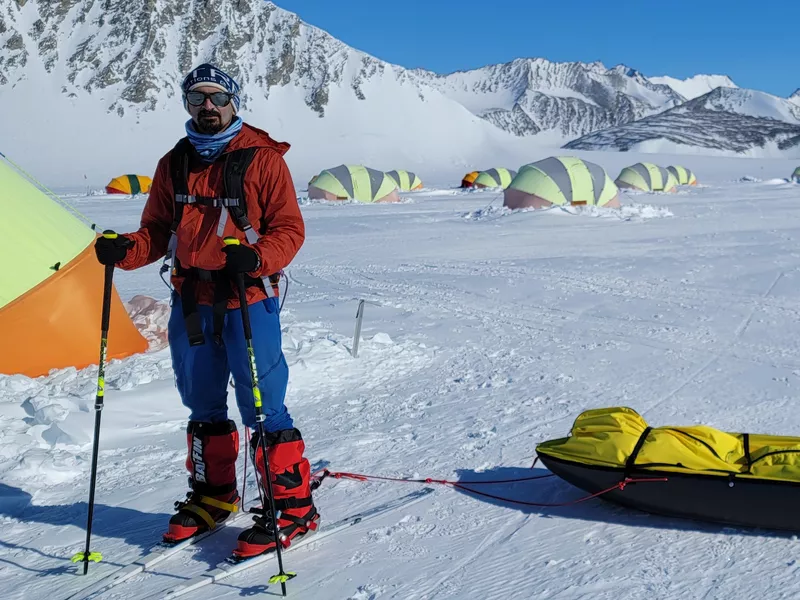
[
  {"xmin": 791, "ymin": 167, "xmax": 800, "ymax": 183},
  {"xmin": 0, "ymin": 155, "xmax": 147, "ymax": 377},
  {"xmin": 386, "ymin": 170, "xmax": 422, "ymax": 191},
  {"xmin": 504, "ymin": 156, "xmax": 620, "ymax": 210},
  {"xmin": 473, "ymin": 168, "xmax": 517, "ymax": 189},
  {"xmin": 537, "ymin": 406, "xmax": 800, "ymax": 531},
  {"xmin": 666, "ymin": 165, "xmax": 697, "ymax": 186},
  {"xmin": 308, "ymin": 165, "xmax": 400, "ymax": 203},
  {"xmin": 615, "ymin": 163, "xmax": 678, "ymax": 193}
]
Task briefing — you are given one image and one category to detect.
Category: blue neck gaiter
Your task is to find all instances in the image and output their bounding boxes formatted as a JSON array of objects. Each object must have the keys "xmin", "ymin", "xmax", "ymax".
[{"xmin": 185, "ymin": 116, "xmax": 243, "ymax": 163}]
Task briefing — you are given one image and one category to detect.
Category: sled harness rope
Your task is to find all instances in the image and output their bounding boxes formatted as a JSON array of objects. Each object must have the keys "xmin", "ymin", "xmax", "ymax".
[{"xmin": 309, "ymin": 458, "xmax": 669, "ymax": 509}]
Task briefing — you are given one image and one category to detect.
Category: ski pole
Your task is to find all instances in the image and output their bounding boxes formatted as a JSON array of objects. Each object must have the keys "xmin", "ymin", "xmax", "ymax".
[
  {"xmin": 71, "ymin": 230, "xmax": 128, "ymax": 575},
  {"xmin": 223, "ymin": 237, "xmax": 295, "ymax": 596}
]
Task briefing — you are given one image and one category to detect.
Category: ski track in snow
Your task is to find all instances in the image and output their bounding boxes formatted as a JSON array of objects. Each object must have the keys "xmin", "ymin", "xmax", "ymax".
[{"xmin": 3, "ymin": 171, "xmax": 800, "ymax": 599}]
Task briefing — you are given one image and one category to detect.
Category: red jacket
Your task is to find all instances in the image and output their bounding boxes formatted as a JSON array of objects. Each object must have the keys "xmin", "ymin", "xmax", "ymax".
[{"xmin": 119, "ymin": 123, "xmax": 305, "ymax": 308}]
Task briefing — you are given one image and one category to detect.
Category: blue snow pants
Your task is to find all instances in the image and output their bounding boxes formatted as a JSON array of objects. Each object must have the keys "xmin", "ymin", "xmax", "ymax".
[{"xmin": 168, "ymin": 293, "xmax": 293, "ymax": 432}]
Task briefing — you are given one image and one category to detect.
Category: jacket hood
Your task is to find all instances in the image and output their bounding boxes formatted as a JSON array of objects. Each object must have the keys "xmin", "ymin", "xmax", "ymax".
[{"xmin": 225, "ymin": 122, "xmax": 290, "ymax": 156}]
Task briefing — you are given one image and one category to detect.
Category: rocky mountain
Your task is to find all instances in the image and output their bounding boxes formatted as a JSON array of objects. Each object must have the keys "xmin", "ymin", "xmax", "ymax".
[
  {"xmin": 411, "ymin": 59, "xmax": 686, "ymax": 138},
  {"xmin": 686, "ymin": 87, "xmax": 800, "ymax": 123},
  {"xmin": 564, "ymin": 87, "xmax": 800, "ymax": 154},
  {"xmin": 0, "ymin": 0, "xmax": 406, "ymax": 118},
  {"xmin": 1, "ymin": 0, "xmax": 539, "ymax": 185},
  {"xmin": 0, "ymin": 0, "xmax": 690, "ymax": 141},
  {"xmin": 0, "ymin": 0, "xmax": 797, "ymax": 185},
  {"xmin": 649, "ymin": 74, "xmax": 737, "ymax": 100}
]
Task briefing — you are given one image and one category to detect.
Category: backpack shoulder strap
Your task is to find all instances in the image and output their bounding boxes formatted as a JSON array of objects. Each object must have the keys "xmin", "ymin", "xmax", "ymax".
[
  {"xmin": 222, "ymin": 147, "xmax": 259, "ymax": 242},
  {"xmin": 169, "ymin": 138, "xmax": 193, "ymax": 228},
  {"xmin": 170, "ymin": 138, "xmax": 192, "ymax": 197},
  {"xmin": 161, "ymin": 138, "xmax": 193, "ymax": 275},
  {"xmin": 221, "ymin": 147, "xmax": 279, "ymax": 299}
]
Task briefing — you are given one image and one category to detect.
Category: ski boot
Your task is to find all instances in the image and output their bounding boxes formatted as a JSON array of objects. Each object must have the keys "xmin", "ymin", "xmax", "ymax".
[
  {"xmin": 163, "ymin": 420, "xmax": 240, "ymax": 544},
  {"xmin": 233, "ymin": 428, "xmax": 319, "ymax": 559}
]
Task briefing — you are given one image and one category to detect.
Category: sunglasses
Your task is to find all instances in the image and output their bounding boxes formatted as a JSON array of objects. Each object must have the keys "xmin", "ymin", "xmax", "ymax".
[{"xmin": 185, "ymin": 91, "xmax": 234, "ymax": 107}]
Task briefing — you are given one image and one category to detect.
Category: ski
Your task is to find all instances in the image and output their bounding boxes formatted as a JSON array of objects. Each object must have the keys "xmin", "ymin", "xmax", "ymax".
[
  {"xmin": 161, "ymin": 487, "xmax": 435, "ymax": 599},
  {"xmin": 62, "ymin": 509, "xmax": 255, "ymax": 600}
]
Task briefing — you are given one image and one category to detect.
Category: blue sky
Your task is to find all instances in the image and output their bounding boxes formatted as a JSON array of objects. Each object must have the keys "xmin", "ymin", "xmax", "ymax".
[{"xmin": 275, "ymin": 0, "xmax": 797, "ymax": 97}]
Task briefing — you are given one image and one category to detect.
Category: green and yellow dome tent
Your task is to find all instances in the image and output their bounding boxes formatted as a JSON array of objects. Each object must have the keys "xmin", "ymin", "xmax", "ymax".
[
  {"xmin": 0, "ymin": 154, "xmax": 148, "ymax": 377},
  {"xmin": 105, "ymin": 174, "xmax": 152, "ymax": 195},
  {"xmin": 473, "ymin": 168, "xmax": 517, "ymax": 189},
  {"xmin": 385, "ymin": 170, "xmax": 423, "ymax": 191},
  {"xmin": 791, "ymin": 166, "xmax": 800, "ymax": 183},
  {"xmin": 666, "ymin": 165, "xmax": 697, "ymax": 186},
  {"xmin": 615, "ymin": 162, "xmax": 678, "ymax": 193},
  {"xmin": 504, "ymin": 156, "xmax": 620, "ymax": 210},
  {"xmin": 308, "ymin": 165, "xmax": 400, "ymax": 203}
]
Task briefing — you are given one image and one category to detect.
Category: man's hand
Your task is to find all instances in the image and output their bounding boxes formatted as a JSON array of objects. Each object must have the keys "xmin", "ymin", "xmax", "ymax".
[
  {"xmin": 222, "ymin": 243, "xmax": 261, "ymax": 274},
  {"xmin": 94, "ymin": 234, "xmax": 133, "ymax": 266}
]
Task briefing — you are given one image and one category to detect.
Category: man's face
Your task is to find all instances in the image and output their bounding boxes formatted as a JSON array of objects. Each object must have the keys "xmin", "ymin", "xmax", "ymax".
[{"xmin": 187, "ymin": 85, "xmax": 235, "ymax": 134}]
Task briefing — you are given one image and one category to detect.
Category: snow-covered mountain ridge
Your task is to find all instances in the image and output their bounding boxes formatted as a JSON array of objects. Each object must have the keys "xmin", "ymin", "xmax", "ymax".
[
  {"xmin": 649, "ymin": 74, "xmax": 737, "ymax": 101},
  {"xmin": 0, "ymin": 0, "xmax": 797, "ymax": 183},
  {"xmin": 408, "ymin": 59, "xmax": 688, "ymax": 138},
  {"xmin": 565, "ymin": 87, "xmax": 800, "ymax": 155},
  {"xmin": 1, "ymin": 0, "xmax": 713, "ymax": 138}
]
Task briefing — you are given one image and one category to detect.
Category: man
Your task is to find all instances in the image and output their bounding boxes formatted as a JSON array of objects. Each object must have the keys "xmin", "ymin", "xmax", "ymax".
[{"xmin": 94, "ymin": 64, "xmax": 318, "ymax": 560}]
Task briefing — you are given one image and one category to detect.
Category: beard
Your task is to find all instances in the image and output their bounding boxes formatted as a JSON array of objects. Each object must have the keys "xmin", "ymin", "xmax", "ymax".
[{"xmin": 195, "ymin": 110, "xmax": 227, "ymax": 134}]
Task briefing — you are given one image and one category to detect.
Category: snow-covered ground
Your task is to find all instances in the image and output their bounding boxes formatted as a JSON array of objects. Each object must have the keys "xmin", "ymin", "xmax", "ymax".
[{"xmin": 3, "ymin": 155, "xmax": 800, "ymax": 599}]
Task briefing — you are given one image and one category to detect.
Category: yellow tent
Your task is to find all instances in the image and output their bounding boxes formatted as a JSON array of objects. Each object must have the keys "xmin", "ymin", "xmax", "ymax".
[{"xmin": 106, "ymin": 174, "xmax": 152, "ymax": 195}]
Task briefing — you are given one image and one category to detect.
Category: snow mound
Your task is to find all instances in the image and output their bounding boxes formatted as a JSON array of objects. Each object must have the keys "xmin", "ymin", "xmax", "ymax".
[
  {"xmin": 283, "ymin": 317, "xmax": 431, "ymax": 401},
  {"xmin": 461, "ymin": 205, "xmax": 517, "ymax": 221},
  {"xmin": 567, "ymin": 203, "xmax": 674, "ymax": 221},
  {"xmin": 371, "ymin": 332, "xmax": 394, "ymax": 345},
  {"xmin": 406, "ymin": 188, "xmax": 463, "ymax": 197},
  {"xmin": 0, "ymin": 341, "xmax": 173, "ymax": 486},
  {"xmin": 461, "ymin": 203, "xmax": 672, "ymax": 222},
  {"xmin": 297, "ymin": 197, "xmax": 415, "ymax": 207},
  {"xmin": 298, "ymin": 197, "xmax": 366, "ymax": 207},
  {"xmin": 0, "ymin": 376, "xmax": 87, "ymax": 486}
]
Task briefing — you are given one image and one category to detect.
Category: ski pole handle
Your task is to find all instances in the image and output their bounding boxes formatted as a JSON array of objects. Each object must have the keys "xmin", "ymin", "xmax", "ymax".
[
  {"xmin": 101, "ymin": 230, "xmax": 134, "ymax": 248},
  {"xmin": 99, "ymin": 231, "xmax": 117, "ymax": 335},
  {"xmin": 223, "ymin": 237, "xmax": 252, "ymax": 340}
]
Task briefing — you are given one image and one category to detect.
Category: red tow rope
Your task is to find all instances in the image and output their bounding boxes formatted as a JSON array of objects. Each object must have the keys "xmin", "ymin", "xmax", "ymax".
[{"xmin": 311, "ymin": 466, "xmax": 668, "ymax": 509}]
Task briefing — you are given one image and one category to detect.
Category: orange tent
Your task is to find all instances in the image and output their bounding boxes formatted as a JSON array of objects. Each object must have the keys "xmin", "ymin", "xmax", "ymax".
[
  {"xmin": 0, "ymin": 156, "xmax": 148, "ymax": 377},
  {"xmin": 461, "ymin": 171, "xmax": 480, "ymax": 188}
]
